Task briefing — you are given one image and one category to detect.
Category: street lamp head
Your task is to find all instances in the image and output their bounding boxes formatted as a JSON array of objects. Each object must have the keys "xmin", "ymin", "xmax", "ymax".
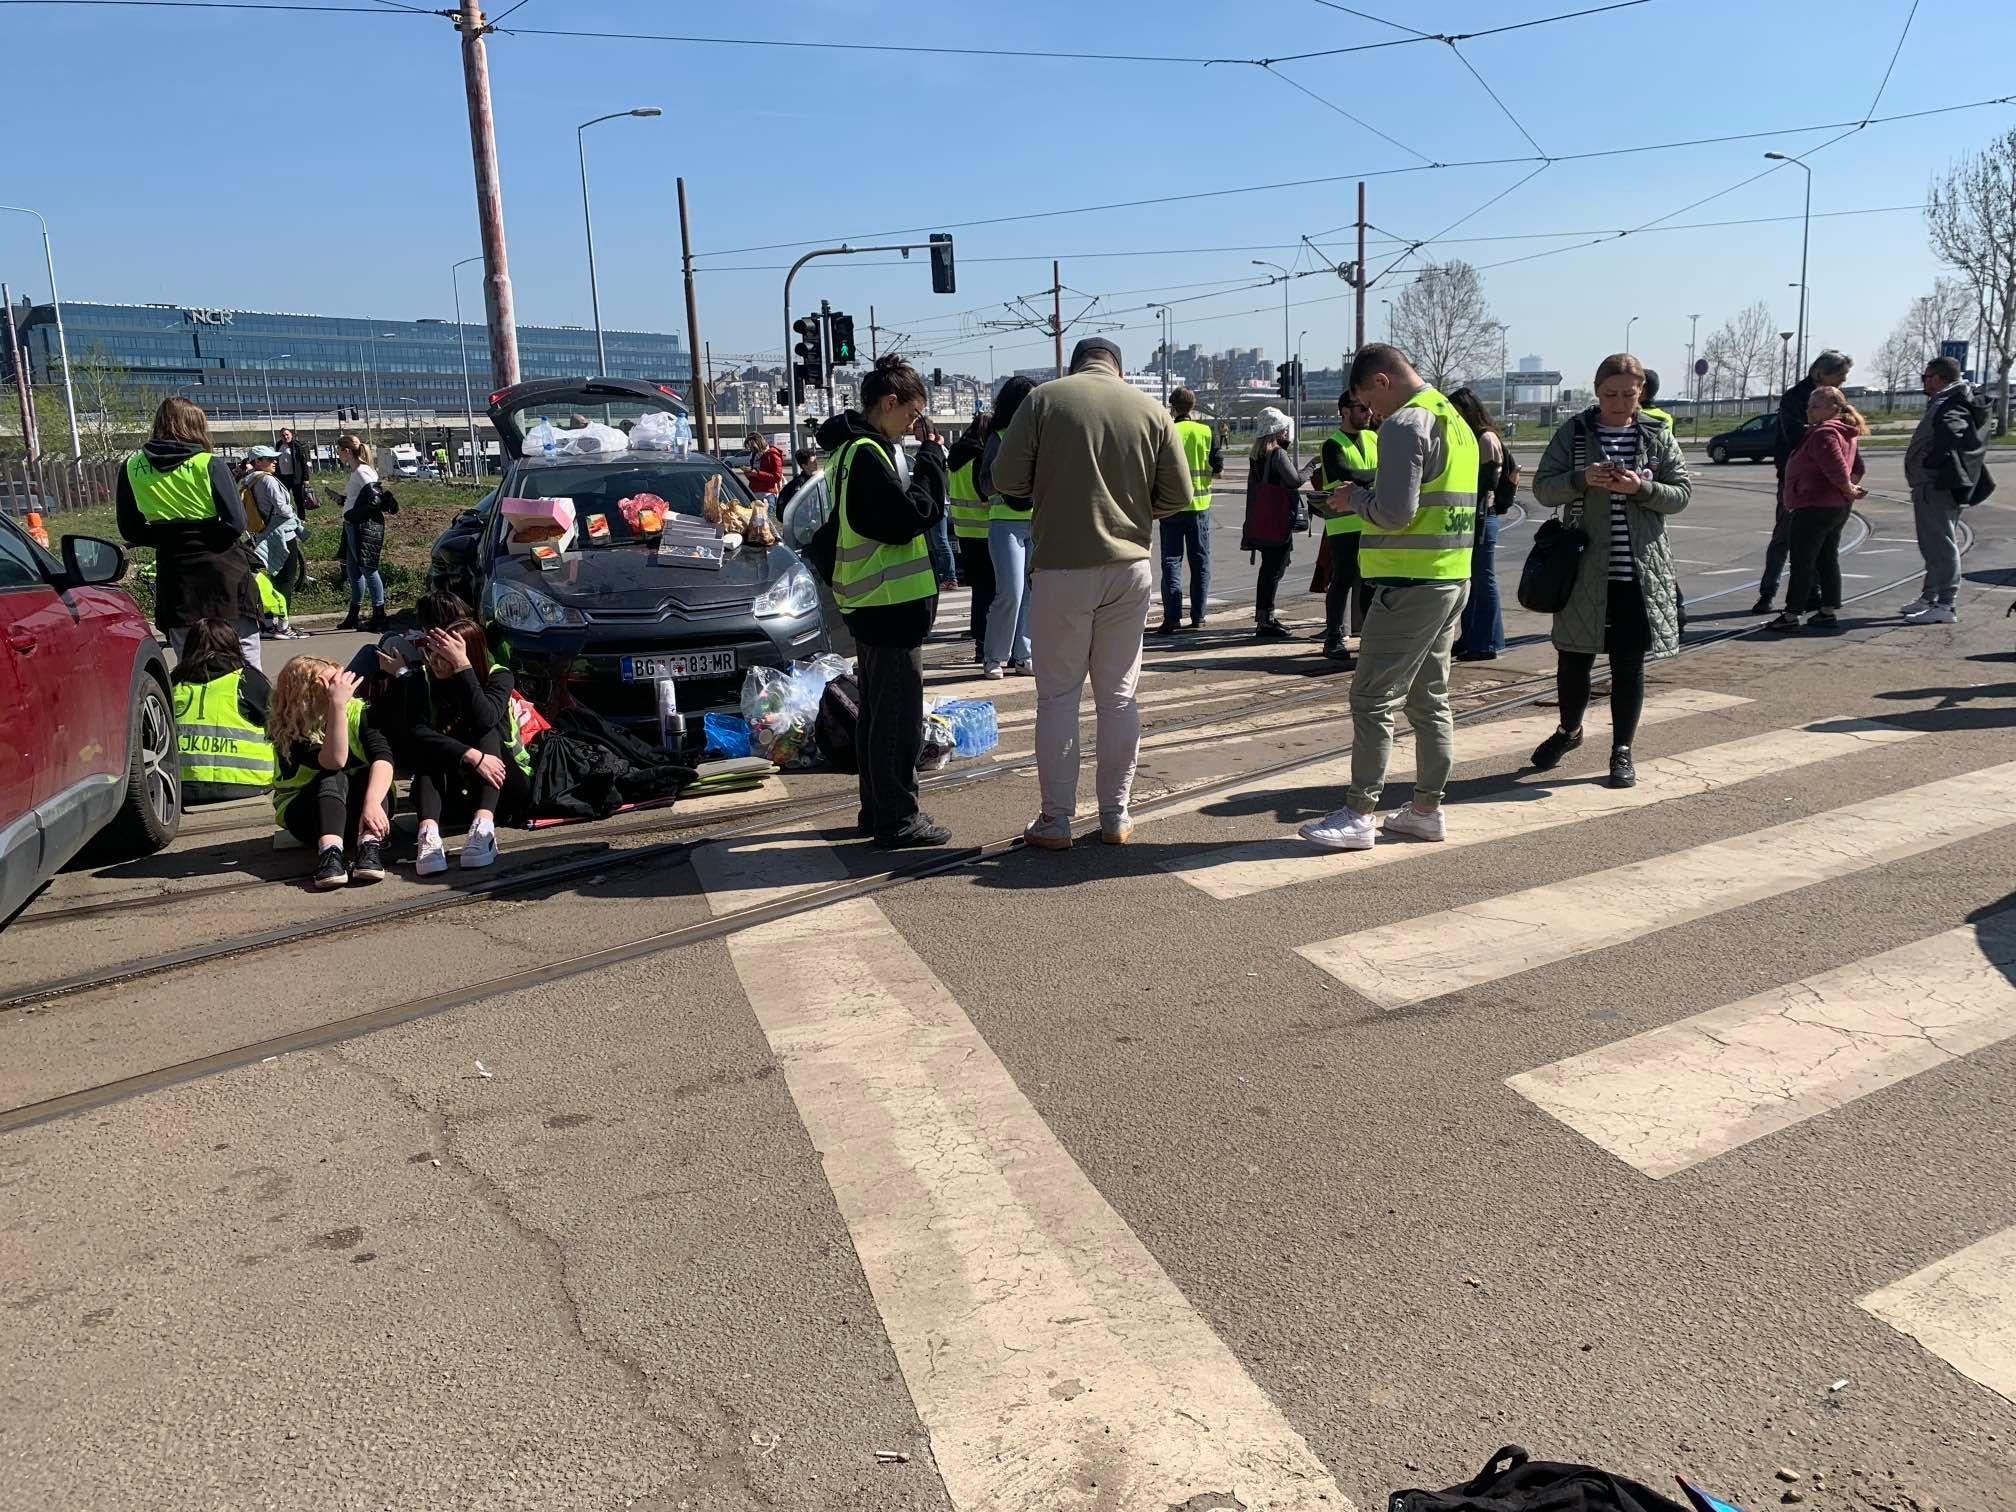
[
  {"xmin": 631, "ymin": 107, "xmax": 663, "ymax": 118},
  {"xmin": 1764, "ymin": 151, "xmax": 1788, "ymax": 161}
]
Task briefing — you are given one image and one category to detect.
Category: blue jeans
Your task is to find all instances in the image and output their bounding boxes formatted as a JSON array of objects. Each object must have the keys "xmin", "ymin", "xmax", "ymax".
[
  {"xmin": 1158, "ymin": 509, "xmax": 1211, "ymax": 624},
  {"xmin": 1457, "ymin": 511, "xmax": 1504, "ymax": 655},
  {"xmin": 343, "ymin": 521, "xmax": 384, "ymax": 611},
  {"xmin": 926, "ymin": 512, "xmax": 957, "ymax": 584},
  {"xmin": 985, "ymin": 517, "xmax": 1033, "ymax": 666}
]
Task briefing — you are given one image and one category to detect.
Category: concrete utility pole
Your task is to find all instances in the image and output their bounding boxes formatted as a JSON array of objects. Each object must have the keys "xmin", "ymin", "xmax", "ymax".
[
  {"xmin": 1052, "ymin": 261, "xmax": 1064, "ymax": 378},
  {"xmin": 457, "ymin": 0, "xmax": 520, "ymax": 388},
  {"xmin": 677, "ymin": 177, "xmax": 711, "ymax": 452},
  {"xmin": 0, "ymin": 205, "xmax": 80, "ymax": 462},
  {"xmin": 1687, "ymin": 313, "xmax": 1702, "ymax": 401},
  {"xmin": 3, "ymin": 281, "xmax": 41, "ymax": 463},
  {"xmin": 1355, "ymin": 181, "xmax": 1368, "ymax": 355}
]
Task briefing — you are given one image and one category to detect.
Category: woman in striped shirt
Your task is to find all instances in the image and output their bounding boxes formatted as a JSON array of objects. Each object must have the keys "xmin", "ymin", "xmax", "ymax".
[{"xmin": 1530, "ymin": 352, "xmax": 1693, "ymax": 789}]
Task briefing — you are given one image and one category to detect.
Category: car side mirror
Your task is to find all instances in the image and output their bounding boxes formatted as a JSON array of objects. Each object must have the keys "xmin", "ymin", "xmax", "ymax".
[{"xmin": 61, "ymin": 534, "xmax": 127, "ymax": 588}]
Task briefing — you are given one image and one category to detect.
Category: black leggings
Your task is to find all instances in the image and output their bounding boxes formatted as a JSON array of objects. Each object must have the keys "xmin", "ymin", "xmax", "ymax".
[
  {"xmin": 282, "ymin": 766, "xmax": 375, "ymax": 848},
  {"xmin": 1254, "ymin": 543, "xmax": 1293, "ymax": 621},
  {"xmin": 413, "ymin": 726, "xmax": 530, "ymax": 827},
  {"xmin": 1558, "ymin": 580, "xmax": 1652, "ymax": 749}
]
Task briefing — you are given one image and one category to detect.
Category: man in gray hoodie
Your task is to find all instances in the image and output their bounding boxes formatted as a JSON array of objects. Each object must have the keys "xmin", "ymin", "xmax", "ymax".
[{"xmin": 1902, "ymin": 354, "xmax": 1994, "ymax": 624}]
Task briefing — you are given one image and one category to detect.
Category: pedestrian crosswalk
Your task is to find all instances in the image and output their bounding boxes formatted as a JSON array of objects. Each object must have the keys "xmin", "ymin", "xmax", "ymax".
[{"xmin": 687, "ymin": 677, "xmax": 2016, "ymax": 1502}]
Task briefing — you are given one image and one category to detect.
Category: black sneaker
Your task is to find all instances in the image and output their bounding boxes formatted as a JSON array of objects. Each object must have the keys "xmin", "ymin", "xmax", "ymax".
[
  {"xmin": 366, "ymin": 609, "xmax": 390, "ymax": 633},
  {"xmin": 1608, "ymin": 746, "xmax": 1637, "ymax": 789},
  {"xmin": 1322, "ymin": 641, "xmax": 1353, "ymax": 664},
  {"xmin": 335, "ymin": 611, "xmax": 361, "ymax": 632},
  {"xmin": 351, "ymin": 839, "xmax": 386, "ymax": 884},
  {"xmin": 874, "ymin": 816, "xmax": 952, "ymax": 850},
  {"xmin": 1811, "ymin": 610, "xmax": 1838, "ymax": 627},
  {"xmin": 1749, "ymin": 595, "xmax": 1775, "ymax": 615},
  {"xmin": 1530, "ymin": 726, "xmax": 1584, "ymax": 771},
  {"xmin": 1188, "ymin": 616, "xmax": 1208, "ymax": 630},
  {"xmin": 1763, "ymin": 612, "xmax": 1803, "ymax": 633},
  {"xmin": 1256, "ymin": 619, "xmax": 1294, "ymax": 639},
  {"xmin": 1148, "ymin": 620, "xmax": 1181, "ymax": 636},
  {"xmin": 312, "ymin": 844, "xmax": 350, "ymax": 890}
]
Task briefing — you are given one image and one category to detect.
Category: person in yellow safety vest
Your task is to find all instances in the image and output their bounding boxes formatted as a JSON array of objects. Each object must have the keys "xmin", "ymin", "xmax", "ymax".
[
  {"xmin": 1151, "ymin": 387, "xmax": 1225, "ymax": 634},
  {"xmin": 1309, "ymin": 392, "xmax": 1380, "ymax": 662},
  {"xmin": 812, "ymin": 354, "xmax": 953, "ymax": 850},
  {"xmin": 115, "ymin": 396, "xmax": 266, "ymax": 670},
  {"xmin": 433, "ymin": 443, "xmax": 451, "ymax": 477},
  {"xmin": 943, "ymin": 412, "xmax": 996, "ymax": 664},
  {"xmin": 265, "ymin": 655, "xmax": 398, "ymax": 889},
  {"xmin": 1638, "ymin": 367, "xmax": 1674, "ymax": 431},
  {"xmin": 979, "ymin": 376, "xmax": 1039, "ymax": 677},
  {"xmin": 170, "ymin": 618, "xmax": 276, "ymax": 804},
  {"xmin": 1300, "ymin": 343, "xmax": 1480, "ymax": 854}
]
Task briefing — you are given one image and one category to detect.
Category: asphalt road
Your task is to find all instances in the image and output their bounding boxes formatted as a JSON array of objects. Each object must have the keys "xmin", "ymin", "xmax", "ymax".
[{"xmin": 4, "ymin": 450, "xmax": 2013, "ymax": 1512}]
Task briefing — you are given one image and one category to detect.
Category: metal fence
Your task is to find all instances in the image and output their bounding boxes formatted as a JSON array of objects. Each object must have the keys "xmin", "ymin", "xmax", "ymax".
[{"xmin": 0, "ymin": 455, "xmax": 124, "ymax": 524}]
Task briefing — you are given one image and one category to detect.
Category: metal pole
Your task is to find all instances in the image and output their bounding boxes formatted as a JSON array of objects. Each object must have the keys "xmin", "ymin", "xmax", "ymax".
[
  {"xmin": 1687, "ymin": 313, "xmax": 1701, "ymax": 401},
  {"xmin": 1354, "ymin": 180, "xmax": 1367, "ymax": 355},
  {"xmin": 1, "ymin": 207, "xmax": 81, "ymax": 461},
  {"xmin": 783, "ymin": 240, "xmax": 946, "ymax": 453},
  {"xmin": 1052, "ymin": 260, "xmax": 1064, "ymax": 379},
  {"xmin": 677, "ymin": 176, "xmax": 711, "ymax": 453},
  {"xmin": 457, "ymin": 1, "xmax": 520, "ymax": 387},
  {"xmin": 452, "ymin": 254, "xmax": 483, "ymax": 477},
  {"xmin": 868, "ymin": 303, "xmax": 878, "ymax": 361},
  {"xmin": 3, "ymin": 280, "xmax": 40, "ymax": 464},
  {"xmin": 578, "ymin": 124, "xmax": 607, "ymax": 375},
  {"xmin": 1795, "ymin": 166, "xmax": 1811, "ymax": 376},
  {"xmin": 819, "ymin": 298, "xmax": 834, "ymax": 412}
]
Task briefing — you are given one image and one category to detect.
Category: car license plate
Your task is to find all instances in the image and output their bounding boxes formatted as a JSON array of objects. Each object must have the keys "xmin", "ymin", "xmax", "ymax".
[{"xmin": 620, "ymin": 650, "xmax": 738, "ymax": 682}]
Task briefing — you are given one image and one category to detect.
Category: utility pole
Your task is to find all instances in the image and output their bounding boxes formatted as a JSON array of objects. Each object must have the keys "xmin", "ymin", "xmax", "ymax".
[
  {"xmin": 1052, "ymin": 260, "xmax": 1064, "ymax": 378},
  {"xmin": 456, "ymin": 0, "xmax": 520, "ymax": 387},
  {"xmin": 818, "ymin": 298, "xmax": 835, "ymax": 415},
  {"xmin": 1355, "ymin": 180, "xmax": 1368, "ymax": 355},
  {"xmin": 3, "ymin": 281, "xmax": 41, "ymax": 464},
  {"xmin": 677, "ymin": 176, "xmax": 711, "ymax": 453},
  {"xmin": 869, "ymin": 304, "xmax": 879, "ymax": 360},
  {"xmin": 1687, "ymin": 312, "xmax": 1702, "ymax": 402}
]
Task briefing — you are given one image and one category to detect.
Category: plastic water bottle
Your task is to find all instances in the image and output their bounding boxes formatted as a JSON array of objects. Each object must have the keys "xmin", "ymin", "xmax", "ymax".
[
  {"xmin": 527, "ymin": 418, "xmax": 558, "ymax": 461},
  {"xmin": 935, "ymin": 699, "xmax": 998, "ymax": 759},
  {"xmin": 655, "ymin": 676, "xmax": 684, "ymax": 750}
]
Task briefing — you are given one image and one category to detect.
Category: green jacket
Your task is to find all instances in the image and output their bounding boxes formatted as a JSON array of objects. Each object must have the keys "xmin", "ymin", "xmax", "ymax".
[{"xmin": 1532, "ymin": 409, "xmax": 1692, "ymax": 659}]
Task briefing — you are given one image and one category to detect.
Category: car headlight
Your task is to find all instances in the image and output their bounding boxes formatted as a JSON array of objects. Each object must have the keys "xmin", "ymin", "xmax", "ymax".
[
  {"xmin": 753, "ymin": 561, "xmax": 821, "ymax": 620},
  {"xmin": 487, "ymin": 581, "xmax": 587, "ymax": 631}
]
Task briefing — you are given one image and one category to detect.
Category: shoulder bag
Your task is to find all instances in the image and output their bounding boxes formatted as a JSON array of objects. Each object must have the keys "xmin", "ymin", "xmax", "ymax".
[{"xmin": 1516, "ymin": 422, "xmax": 1589, "ymax": 614}]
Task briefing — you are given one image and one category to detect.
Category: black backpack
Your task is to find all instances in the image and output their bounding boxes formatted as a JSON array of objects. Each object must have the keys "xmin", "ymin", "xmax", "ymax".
[
  {"xmin": 814, "ymin": 673, "xmax": 862, "ymax": 774},
  {"xmin": 1391, "ymin": 1446, "xmax": 1691, "ymax": 1512}
]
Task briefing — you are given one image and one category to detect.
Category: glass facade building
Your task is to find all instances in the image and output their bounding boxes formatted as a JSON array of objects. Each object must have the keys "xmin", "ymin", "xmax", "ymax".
[{"xmin": 3, "ymin": 298, "xmax": 687, "ymax": 421}]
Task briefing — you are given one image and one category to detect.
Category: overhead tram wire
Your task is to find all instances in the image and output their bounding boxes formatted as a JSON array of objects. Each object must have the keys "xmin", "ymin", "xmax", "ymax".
[
  {"xmin": 1864, "ymin": 0, "xmax": 1921, "ymax": 122},
  {"xmin": 1258, "ymin": 66, "xmax": 1441, "ymax": 165}
]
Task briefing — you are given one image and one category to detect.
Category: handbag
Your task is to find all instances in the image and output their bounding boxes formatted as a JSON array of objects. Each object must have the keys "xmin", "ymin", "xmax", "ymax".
[
  {"xmin": 1518, "ymin": 506, "xmax": 1588, "ymax": 614},
  {"xmin": 1391, "ymin": 1444, "xmax": 1691, "ymax": 1512}
]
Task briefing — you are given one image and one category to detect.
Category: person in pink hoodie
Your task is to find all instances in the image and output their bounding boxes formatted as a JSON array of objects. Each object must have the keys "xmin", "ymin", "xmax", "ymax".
[{"xmin": 1768, "ymin": 385, "xmax": 1869, "ymax": 632}]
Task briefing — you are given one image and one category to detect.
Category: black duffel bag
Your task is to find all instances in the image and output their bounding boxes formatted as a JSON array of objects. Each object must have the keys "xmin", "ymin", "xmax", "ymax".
[
  {"xmin": 1517, "ymin": 508, "xmax": 1588, "ymax": 615},
  {"xmin": 1391, "ymin": 1445, "xmax": 1691, "ymax": 1512}
]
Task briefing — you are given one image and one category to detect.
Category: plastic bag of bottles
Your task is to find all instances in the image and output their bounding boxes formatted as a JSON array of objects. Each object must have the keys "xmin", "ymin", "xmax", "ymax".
[
  {"xmin": 931, "ymin": 699, "xmax": 999, "ymax": 758},
  {"xmin": 630, "ymin": 410, "xmax": 694, "ymax": 455},
  {"xmin": 525, "ymin": 419, "xmax": 560, "ymax": 460},
  {"xmin": 738, "ymin": 654, "xmax": 852, "ymax": 769}
]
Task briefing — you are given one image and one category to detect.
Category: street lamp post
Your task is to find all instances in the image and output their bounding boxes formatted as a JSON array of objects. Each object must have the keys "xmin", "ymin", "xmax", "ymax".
[
  {"xmin": 1252, "ymin": 260, "xmax": 1295, "ymax": 459},
  {"xmin": 1687, "ymin": 313, "xmax": 1702, "ymax": 403},
  {"xmin": 1380, "ymin": 298, "xmax": 1392, "ymax": 341},
  {"xmin": 254, "ymin": 353, "xmax": 292, "ymax": 439},
  {"xmin": 451, "ymin": 254, "xmax": 484, "ymax": 478},
  {"xmin": 1778, "ymin": 330, "xmax": 1796, "ymax": 396},
  {"xmin": 0, "ymin": 204, "xmax": 81, "ymax": 461},
  {"xmin": 577, "ymin": 107, "xmax": 663, "ymax": 377},
  {"xmin": 1625, "ymin": 314, "xmax": 1639, "ymax": 353},
  {"xmin": 1296, "ymin": 327, "xmax": 1309, "ymax": 458},
  {"xmin": 1764, "ymin": 151, "xmax": 1812, "ymax": 376},
  {"xmin": 1494, "ymin": 322, "xmax": 1511, "ymax": 422},
  {"xmin": 396, "ymin": 397, "xmax": 422, "ymax": 450}
]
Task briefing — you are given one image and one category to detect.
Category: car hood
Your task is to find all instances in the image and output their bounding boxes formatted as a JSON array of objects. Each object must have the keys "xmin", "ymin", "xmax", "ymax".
[{"xmin": 489, "ymin": 540, "xmax": 796, "ymax": 612}]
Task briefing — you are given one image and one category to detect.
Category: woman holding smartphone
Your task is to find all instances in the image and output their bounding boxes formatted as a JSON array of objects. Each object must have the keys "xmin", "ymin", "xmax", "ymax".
[{"xmin": 1530, "ymin": 353, "xmax": 1692, "ymax": 789}]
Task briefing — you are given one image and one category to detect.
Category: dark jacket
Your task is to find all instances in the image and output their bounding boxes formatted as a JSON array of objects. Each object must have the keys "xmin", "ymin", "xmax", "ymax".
[
  {"xmin": 115, "ymin": 438, "xmax": 262, "ymax": 630},
  {"xmin": 1909, "ymin": 382, "xmax": 1994, "ymax": 504},
  {"xmin": 1784, "ymin": 416, "xmax": 1866, "ymax": 510},
  {"xmin": 813, "ymin": 411, "xmax": 946, "ymax": 648},
  {"xmin": 410, "ymin": 664, "xmax": 517, "ymax": 771},
  {"xmin": 1774, "ymin": 377, "xmax": 1817, "ymax": 474},
  {"xmin": 276, "ymin": 435, "xmax": 311, "ymax": 494},
  {"xmin": 946, "ymin": 429, "xmax": 988, "ymax": 477}
]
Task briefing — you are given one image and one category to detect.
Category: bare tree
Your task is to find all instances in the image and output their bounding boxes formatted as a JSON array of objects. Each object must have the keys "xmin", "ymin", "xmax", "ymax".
[
  {"xmin": 1873, "ymin": 326, "xmax": 1919, "ymax": 410},
  {"xmin": 1705, "ymin": 302, "xmax": 1777, "ymax": 403},
  {"xmin": 1927, "ymin": 123, "xmax": 2016, "ymax": 431},
  {"xmin": 1387, "ymin": 260, "xmax": 1497, "ymax": 390},
  {"xmin": 1905, "ymin": 275, "xmax": 1976, "ymax": 359}
]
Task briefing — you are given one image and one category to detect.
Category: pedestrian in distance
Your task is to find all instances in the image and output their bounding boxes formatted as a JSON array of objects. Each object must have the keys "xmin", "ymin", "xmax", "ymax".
[
  {"xmin": 1901, "ymin": 354, "xmax": 1995, "ymax": 624},
  {"xmin": 1299, "ymin": 344, "xmax": 1479, "ymax": 852},
  {"xmin": 274, "ymin": 425, "xmax": 312, "ymax": 510},
  {"xmin": 813, "ymin": 354, "xmax": 954, "ymax": 849},
  {"xmin": 1756, "ymin": 349, "xmax": 1851, "ymax": 614},
  {"xmin": 1768, "ymin": 386, "xmax": 1868, "ymax": 633},
  {"xmin": 334, "ymin": 433, "xmax": 394, "ymax": 632},
  {"xmin": 1530, "ymin": 352, "xmax": 1692, "ymax": 790},
  {"xmin": 1639, "ymin": 369, "xmax": 1675, "ymax": 431},
  {"xmin": 745, "ymin": 433, "xmax": 787, "ymax": 498},
  {"xmin": 980, "ymin": 377, "xmax": 1039, "ymax": 679},
  {"xmin": 239, "ymin": 447, "xmax": 306, "ymax": 641},
  {"xmin": 992, "ymin": 335, "xmax": 1193, "ymax": 849},
  {"xmin": 1242, "ymin": 407, "xmax": 1305, "ymax": 639},
  {"xmin": 115, "ymin": 396, "xmax": 266, "ymax": 671},
  {"xmin": 945, "ymin": 412, "xmax": 997, "ymax": 665},
  {"xmin": 1448, "ymin": 386, "xmax": 1508, "ymax": 662},
  {"xmin": 170, "ymin": 617, "xmax": 274, "ymax": 805},
  {"xmin": 265, "ymin": 655, "xmax": 397, "ymax": 889},
  {"xmin": 1310, "ymin": 391, "xmax": 1379, "ymax": 663},
  {"xmin": 1151, "ymin": 387, "xmax": 1222, "ymax": 634},
  {"xmin": 777, "ymin": 446, "xmax": 820, "ymax": 509}
]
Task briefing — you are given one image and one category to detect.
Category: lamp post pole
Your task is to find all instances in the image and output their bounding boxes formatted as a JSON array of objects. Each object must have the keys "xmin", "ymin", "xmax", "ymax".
[
  {"xmin": 255, "ymin": 353, "xmax": 291, "ymax": 439},
  {"xmin": 0, "ymin": 204, "xmax": 80, "ymax": 461},
  {"xmin": 451, "ymin": 255, "xmax": 484, "ymax": 478},
  {"xmin": 576, "ymin": 107, "xmax": 663, "ymax": 377},
  {"xmin": 1253, "ymin": 260, "xmax": 1295, "ymax": 461},
  {"xmin": 1764, "ymin": 151, "xmax": 1812, "ymax": 376},
  {"xmin": 1625, "ymin": 314, "xmax": 1639, "ymax": 353}
]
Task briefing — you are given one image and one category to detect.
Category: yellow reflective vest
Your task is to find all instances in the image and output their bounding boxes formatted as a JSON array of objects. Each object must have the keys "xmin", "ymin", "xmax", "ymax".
[
  {"xmin": 175, "ymin": 670, "xmax": 275, "ymax": 797},
  {"xmin": 271, "ymin": 697, "xmax": 369, "ymax": 823},
  {"xmin": 1175, "ymin": 419, "xmax": 1217, "ymax": 512},
  {"xmin": 946, "ymin": 454, "xmax": 990, "ymax": 540},
  {"xmin": 1357, "ymin": 387, "xmax": 1479, "ymax": 583},
  {"xmin": 127, "ymin": 451, "xmax": 218, "ymax": 524},
  {"xmin": 828, "ymin": 438, "xmax": 937, "ymax": 613},
  {"xmin": 1321, "ymin": 427, "xmax": 1379, "ymax": 536}
]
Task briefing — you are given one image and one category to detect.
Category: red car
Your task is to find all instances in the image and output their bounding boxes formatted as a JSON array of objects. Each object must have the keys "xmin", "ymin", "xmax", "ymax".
[{"xmin": 1, "ymin": 512, "xmax": 180, "ymax": 924}]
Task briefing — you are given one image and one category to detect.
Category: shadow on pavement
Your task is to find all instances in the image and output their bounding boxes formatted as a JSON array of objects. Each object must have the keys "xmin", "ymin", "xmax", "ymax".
[{"xmin": 1869, "ymin": 681, "xmax": 2016, "ymax": 733}]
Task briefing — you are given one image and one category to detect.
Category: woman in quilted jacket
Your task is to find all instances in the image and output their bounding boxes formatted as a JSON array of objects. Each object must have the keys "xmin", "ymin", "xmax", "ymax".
[{"xmin": 1530, "ymin": 353, "xmax": 1692, "ymax": 790}]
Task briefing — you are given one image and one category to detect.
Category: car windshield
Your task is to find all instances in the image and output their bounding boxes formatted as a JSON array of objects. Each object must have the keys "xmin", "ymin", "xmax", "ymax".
[{"xmin": 504, "ymin": 462, "xmax": 748, "ymax": 547}]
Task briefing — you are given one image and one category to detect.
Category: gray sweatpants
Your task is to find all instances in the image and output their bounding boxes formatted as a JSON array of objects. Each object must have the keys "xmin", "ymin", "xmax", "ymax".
[
  {"xmin": 1346, "ymin": 580, "xmax": 1467, "ymax": 812},
  {"xmin": 1911, "ymin": 483, "xmax": 1963, "ymax": 607}
]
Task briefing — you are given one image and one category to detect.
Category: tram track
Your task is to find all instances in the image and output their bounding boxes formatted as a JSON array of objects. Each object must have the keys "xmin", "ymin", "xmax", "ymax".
[{"xmin": 0, "ymin": 513, "xmax": 1954, "ymax": 1136}]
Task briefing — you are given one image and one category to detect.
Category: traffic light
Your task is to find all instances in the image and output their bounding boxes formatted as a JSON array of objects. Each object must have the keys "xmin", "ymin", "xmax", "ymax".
[
  {"xmin": 929, "ymin": 232, "xmax": 956, "ymax": 294},
  {"xmin": 1276, "ymin": 363, "xmax": 1294, "ymax": 400},
  {"xmin": 931, "ymin": 368, "xmax": 944, "ymax": 388},
  {"xmin": 792, "ymin": 314, "xmax": 824, "ymax": 398},
  {"xmin": 829, "ymin": 312, "xmax": 856, "ymax": 365}
]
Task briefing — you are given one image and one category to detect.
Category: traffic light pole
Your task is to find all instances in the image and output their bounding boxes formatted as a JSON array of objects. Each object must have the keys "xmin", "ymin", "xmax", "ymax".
[
  {"xmin": 819, "ymin": 298, "xmax": 834, "ymax": 411},
  {"xmin": 783, "ymin": 241, "xmax": 943, "ymax": 453}
]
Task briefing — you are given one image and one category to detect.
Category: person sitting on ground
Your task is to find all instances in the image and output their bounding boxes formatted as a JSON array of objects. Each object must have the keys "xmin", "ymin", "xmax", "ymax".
[
  {"xmin": 170, "ymin": 618, "xmax": 274, "ymax": 805},
  {"xmin": 396, "ymin": 617, "xmax": 534, "ymax": 875},
  {"xmin": 266, "ymin": 656, "xmax": 397, "ymax": 890}
]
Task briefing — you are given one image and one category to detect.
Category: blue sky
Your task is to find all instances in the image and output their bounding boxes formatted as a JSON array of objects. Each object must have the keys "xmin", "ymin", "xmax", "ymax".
[{"xmin": 6, "ymin": 0, "xmax": 2014, "ymax": 392}]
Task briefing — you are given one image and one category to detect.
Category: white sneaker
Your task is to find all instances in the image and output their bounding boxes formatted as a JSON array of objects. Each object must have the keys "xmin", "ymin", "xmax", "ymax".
[
  {"xmin": 459, "ymin": 826, "xmax": 498, "ymax": 870},
  {"xmin": 1899, "ymin": 597, "xmax": 1932, "ymax": 618},
  {"xmin": 1907, "ymin": 603, "xmax": 1957, "ymax": 624},
  {"xmin": 983, "ymin": 663, "xmax": 1006, "ymax": 680},
  {"xmin": 1299, "ymin": 804, "xmax": 1377, "ymax": 851},
  {"xmin": 415, "ymin": 834, "xmax": 448, "ymax": 876},
  {"xmin": 1382, "ymin": 804, "xmax": 1447, "ymax": 842}
]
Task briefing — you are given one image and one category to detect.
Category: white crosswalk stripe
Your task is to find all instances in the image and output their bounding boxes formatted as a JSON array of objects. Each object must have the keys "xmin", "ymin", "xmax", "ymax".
[
  {"xmin": 1507, "ymin": 911, "xmax": 2016, "ymax": 1178},
  {"xmin": 1861, "ymin": 1223, "xmax": 2016, "ymax": 1407},
  {"xmin": 1301, "ymin": 756, "xmax": 2016, "ymax": 1008},
  {"xmin": 1156, "ymin": 689, "xmax": 1754, "ymax": 897}
]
